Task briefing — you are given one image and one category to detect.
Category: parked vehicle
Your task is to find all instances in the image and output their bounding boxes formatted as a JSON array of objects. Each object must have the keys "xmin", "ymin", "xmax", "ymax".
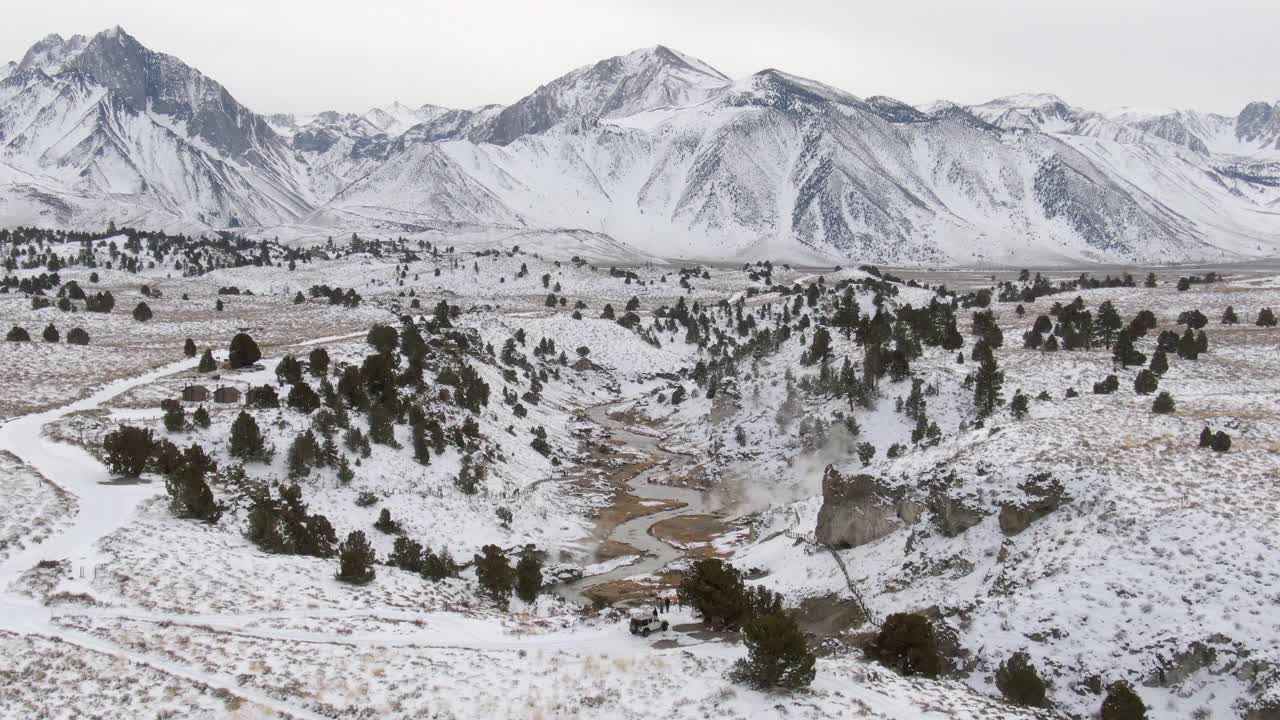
[{"xmin": 629, "ymin": 611, "xmax": 668, "ymax": 636}]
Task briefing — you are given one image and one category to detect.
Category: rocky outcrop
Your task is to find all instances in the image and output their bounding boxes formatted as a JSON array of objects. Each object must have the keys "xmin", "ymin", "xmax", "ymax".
[
  {"xmin": 998, "ymin": 472, "xmax": 1070, "ymax": 536},
  {"xmin": 929, "ymin": 495, "xmax": 987, "ymax": 537},
  {"xmin": 1146, "ymin": 640, "xmax": 1219, "ymax": 688},
  {"xmin": 1246, "ymin": 700, "xmax": 1280, "ymax": 720},
  {"xmin": 816, "ymin": 466, "xmax": 994, "ymax": 547},
  {"xmin": 815, "ymin": 466, "xmax": 913, "ymax": 548}
]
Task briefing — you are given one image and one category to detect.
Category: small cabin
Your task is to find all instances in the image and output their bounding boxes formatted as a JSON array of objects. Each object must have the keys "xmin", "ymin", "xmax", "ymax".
[
  {"xmin": 213, "ymin": 386, "xmax": 242, "ymax": 404},
  {"xmin": 181, "ymin": 384, "xmax": 210, "ymax": 402}
]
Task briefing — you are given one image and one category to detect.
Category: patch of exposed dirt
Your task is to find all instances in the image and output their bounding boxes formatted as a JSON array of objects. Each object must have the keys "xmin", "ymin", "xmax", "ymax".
[
  {"xmin": 650, "ymin": 514, "xmax": 732, "ymax": 559},
  {"xmin": 792, "ymin": 592, "xmax": 870, "ymax": 640}
]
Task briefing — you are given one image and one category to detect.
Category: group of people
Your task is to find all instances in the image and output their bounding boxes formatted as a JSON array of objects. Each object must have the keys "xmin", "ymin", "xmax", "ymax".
[{"xmin": 651, "ymin": 594, "xmax": 676, "ymax": 615}]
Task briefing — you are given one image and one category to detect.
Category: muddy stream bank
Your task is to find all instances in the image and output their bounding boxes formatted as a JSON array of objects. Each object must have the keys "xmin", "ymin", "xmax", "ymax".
[{"xmin": 556, "ymin": 402, "xmax": 723, "ymax": 605}]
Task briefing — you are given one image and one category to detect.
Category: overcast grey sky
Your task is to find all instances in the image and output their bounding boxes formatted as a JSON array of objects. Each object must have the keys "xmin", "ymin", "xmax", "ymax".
[{"xmin": 2, "ymin": 0, "xmax": 1275, "ymax": 116}]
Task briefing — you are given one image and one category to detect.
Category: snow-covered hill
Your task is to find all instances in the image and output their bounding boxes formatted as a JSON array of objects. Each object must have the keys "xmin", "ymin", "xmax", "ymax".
[{"xmin": 3, "ymin": 26, "xmax": 1280, "ymax": 265}]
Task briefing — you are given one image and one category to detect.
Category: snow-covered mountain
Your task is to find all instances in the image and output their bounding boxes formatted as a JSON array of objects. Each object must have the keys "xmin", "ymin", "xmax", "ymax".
[{"xmin": 3, "ymin": 26, "xmax": 1279, "ymax": 264}]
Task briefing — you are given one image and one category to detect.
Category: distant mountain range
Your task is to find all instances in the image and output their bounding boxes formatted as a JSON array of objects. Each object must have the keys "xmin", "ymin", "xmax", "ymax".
[{"xmin": 2, "ymin": 26, "xmax": 1278, "ymax": 264}]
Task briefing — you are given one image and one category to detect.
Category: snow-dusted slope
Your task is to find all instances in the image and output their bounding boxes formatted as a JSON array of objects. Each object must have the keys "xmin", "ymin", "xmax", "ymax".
[{"xmin": 3, "ymin": 26, "xmax": 1280, "ymax": 265}]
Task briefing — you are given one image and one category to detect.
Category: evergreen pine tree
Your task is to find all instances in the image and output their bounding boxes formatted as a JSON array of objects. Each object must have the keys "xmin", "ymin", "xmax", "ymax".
[
  {"xmin": 337, "ymin": 455, "xmax": 355, "ymax": 483},
  {"xmin": 287, "ymin": 382, "xmax": 321, "ymax": 414},
  {"xmin": 1149, "ymin": 347, "xmax": 1168, "ymax": 376},
  {"xmin": 1177, "ymin": 328, "xmax": 1199, "ymax": 360},
  {"xmin": 336, "ymin": 530, "xmax": 376, "ymax": 584},
  {"xmin": 42, "ymin": 323, "xmax": 59, "ymax": 343},
  {"xmin": 193, "ymin": 405, "xmax": 211, "ymax": 428},
  {"xmin": 389, "ymin": 536, "xmax": 423, "ymax": 571},
  {"xmin": 276, "ymin": 355, "xmax": 302, "ymax": 384},
  {"xmin": 973, "ymin": 351, "xmax": 1004, "ymax": 419},
  {"xmin": 803, "ymin": 327, "xmax": 831, "ymax": 365},
  {"xmin": 183, "ymin": 338, "xmax": 197, "ymax": 357},
  {"xmin": 864, "ymin": 612, "xmax": 943, "ymax": 678},
  {"xmin": 730, "ymin": 610, "xmax": 816, "ymax": 691},
  {"xmin": 677, "ymin": 558, "xmax": 750, "ymax": 629},
  {"xmin": 286, "ymin": 431, "xmax": 319, "ymax": 477},
  {"xmin": 995, "ymin": 652, "xmax": 1047, "ymax": 707},
  {"xmin": 228, "ymin": 332, "xmax": 261, "ymax": 369},
  {"xmin": 1096, "ymin": 301, "xmax": 1123, "ymax": 348},
  {"xmin": 1134, "ymin": 369, "xmax": 1158, "ymax": 395},
  {"xmin": 1257, "ymin": 308, "xmax": 1277, "ymax": 327},
  {"xmin": 1210, "ymin": 431, "xmax": 1231, "ymax": 452},
  {"xmin": 1009, "ymin": 389, "xmax": 1029, "ymax": 419},
  {"xmin": 132, "ymin": 302, "xmax": 152, "ymax": 322},
  {"xmin": 1100, "ymin": 680, "xmax": 1148, "ymax": 720},
  {"xmin": 161, "ymin": 399, "xmax": 186, "ymax": 432},
  {"xmin": 474, "ymin": 545, "xmax": 514, "ymax": 608},
  {"xmin": 102, "ymin": 425, "xmax": 155, "ymax": 477},
  {"xmin": 1199, "ymin": 426, "xmax": 1213, "ymax": 448},
  {"xmin": 229, "ymin": 411, "xmax": 269, "ymax": 462},
  {"xmin": 514, "ymin": 546, "xmax": 544, "ymax": 604},
  {"xmin": 1093, "ymin": 374, "xmax": 1120, "ymax": 394},
  {"xmin": 308, "ymin": 347, "xmax": 330, "ymax": 377},
  {"xmin": 420, "ymin": 546, "xmax": 458, "ymax": 581},
  {"xmin": 67, "ymin": 327, "xmax": 90, "ymax": 345},
  {"xmin": 411, "ymin": 422, "xmax": 432, "ymax": 465},
  {"xmin": 374, "ymin": 508, "xmax": 400, "ymax": 534},
  {"xmin": 1112, "ymin": 329, "xmax": 1144, "ymax": 367},
  {"xmin": 164, "ymin": 448, "xmax": 220, "ymax": 523},
  {"xmin": 198, "ymin": 349, "xmax": 217, "ymax": 372},
  {"xmin": 1152, "ymin": 391, "xmax": 1176, "ymax": 414}
]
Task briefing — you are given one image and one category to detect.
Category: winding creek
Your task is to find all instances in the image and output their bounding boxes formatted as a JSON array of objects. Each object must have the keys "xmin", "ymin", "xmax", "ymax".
[{"xmin": 556, "ymin": 402, "xmax": 723, "ymax": 605}]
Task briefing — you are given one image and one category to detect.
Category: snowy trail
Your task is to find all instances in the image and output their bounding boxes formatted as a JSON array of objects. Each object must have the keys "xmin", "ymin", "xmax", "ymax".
[
  {"xmin": 62, "ymin": 605, "xmax": 651, "ymax": 654},
  {"xmin": 0, "ymin": 353, "xmax": 352, "ymax": 719},
  {"xmin": 0, "ymin": 331, "xmax": 362, "ymax": 589},
  {"xmin": 0, "ymin": 357, "xmax": 198, "ymax": 590},
  {"xmin": 30, "ymin": 625, "xmax": 330, "ymax": 720}
]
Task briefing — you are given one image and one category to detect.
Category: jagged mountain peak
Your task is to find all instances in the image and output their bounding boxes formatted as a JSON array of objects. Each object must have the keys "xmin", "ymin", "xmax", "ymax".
[
  {"xmin": 628, "ymin": 44, "xmax": 730, "ymax": 82},
  {"xmin": 976, "ymin": 92, "xmax": 1068, "ymax": 110},
  {"xmin": 16, "ymin": 32, "xmax": 89, "ymax": 74},
  {"xmin": 864, "ymin": 95, "xmax": 929, "ymax": 123},
  {"xmin": 361, "ymin": 101, "xmax": 451, "ymax": 136},
  {"xmin": 2, "ymin": 27, "xmax": 1279, "ymax": 265},
  {"xmin": 481, "ymin": 44, "xmax": 731, "ymax": 145},
  {"xmin": 1236, "ymin": 100, "xmax": 1280, "ymax": 144},
  {"xmin": 723, "ymin": 68, "xmax": 861, "ymax": 112}
]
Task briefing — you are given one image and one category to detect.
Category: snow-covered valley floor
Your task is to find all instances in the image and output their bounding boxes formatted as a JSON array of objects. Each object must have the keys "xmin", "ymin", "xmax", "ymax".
[{"xmin": 2, "ymin": 231, "xmax": 1278, "ymax": 718}]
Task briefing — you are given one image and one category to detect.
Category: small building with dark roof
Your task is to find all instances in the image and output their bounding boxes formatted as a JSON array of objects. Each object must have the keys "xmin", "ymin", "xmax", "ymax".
[
  {"xmin": 213, "ymin": 386, "xmax": 242, "ymax": 404},
  {"xmin": 181, "ymin": 384, "xmax": 210, "ymax": 402}
]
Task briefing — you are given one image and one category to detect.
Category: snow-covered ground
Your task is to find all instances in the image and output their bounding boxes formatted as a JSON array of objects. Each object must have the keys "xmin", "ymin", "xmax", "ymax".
[{"xmin": 2, "ymin": 232, "xmax": 1278, "ymax": 717}]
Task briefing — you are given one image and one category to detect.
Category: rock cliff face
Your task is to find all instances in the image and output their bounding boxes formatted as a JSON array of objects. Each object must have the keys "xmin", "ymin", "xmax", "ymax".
[
  {"xmin": 815, "ymin": 466, "xmax": 913, "ymax": 548},
  {"xmin": 815, "ymin": 465, "xmax": 993, "ymax": 547}
]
